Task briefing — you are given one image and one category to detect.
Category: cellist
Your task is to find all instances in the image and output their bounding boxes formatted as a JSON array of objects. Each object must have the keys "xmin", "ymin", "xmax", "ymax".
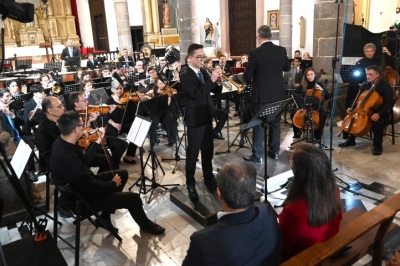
[
  {"xmin": 342, "ymin": 65, "xmax": 392, "ymax": 156},
  {"xmin": 340, "ymin": 43, "xmax": 392, "ymax": 146},
  {"xmin": 291, "ymin": 67, "xmax": 331, "ymax": 142}
]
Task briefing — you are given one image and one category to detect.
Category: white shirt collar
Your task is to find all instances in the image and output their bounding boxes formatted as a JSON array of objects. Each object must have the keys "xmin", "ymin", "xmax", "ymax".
[
  {"xmin": 188, "ymin": 64, "xmax": 200, "ymax": 73},
  {"xmin": 217, "ymin": 211, "xmax": 236, "ymax": 219}
]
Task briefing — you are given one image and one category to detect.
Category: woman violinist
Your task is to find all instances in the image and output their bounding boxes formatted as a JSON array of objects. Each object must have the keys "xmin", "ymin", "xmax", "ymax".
[
  {"xmin": 291, "ymin": 67, "xmax": 330, "ymax": 142},
  {"xmin": 105, "ymin": 80, "xmax": 138, "ymax": 164},
  {"xmin": 147, "ymin": 77, "xmax": 178, "ymax": 146}
]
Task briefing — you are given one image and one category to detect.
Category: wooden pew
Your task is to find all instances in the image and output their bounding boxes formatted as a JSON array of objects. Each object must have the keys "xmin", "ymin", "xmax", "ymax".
[{"xmin": 281, "ymin": 193, "xmax": 400, "ymax": 266}]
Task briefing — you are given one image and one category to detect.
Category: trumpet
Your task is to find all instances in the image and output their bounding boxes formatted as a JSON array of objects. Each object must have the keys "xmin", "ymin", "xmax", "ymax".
[{"xmin": 201, "ymin": 63, "xmax": 246, "ymax": 94}]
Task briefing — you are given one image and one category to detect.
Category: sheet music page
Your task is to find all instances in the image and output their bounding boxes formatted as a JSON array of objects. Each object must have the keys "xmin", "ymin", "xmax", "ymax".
[
  {"xmin": 127, "ymin": 116, "xmax": 152, "ymax": 147},
  {"xmin": 11, "ymin": 139, "xmax": 32, "ymax": 179},
  {"xmin": 126, "ymin": 117, "xmax": 141, "ymax": 143}
]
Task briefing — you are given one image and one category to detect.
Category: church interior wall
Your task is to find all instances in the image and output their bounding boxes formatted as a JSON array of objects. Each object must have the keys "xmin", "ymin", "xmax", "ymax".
[
  {"xmin": 76, "ymin": 0, "xmax": 94, "ymax": 47},
  {"xmin": 367, "ymin": 0, "xmax": 397, "ymax": 33},
  {"xmin": 292, "ymin": 0, "xmax": 314, "ymax": 57},
  {"xmin": 128, "ymin": 0, "xmax": 144, "ymax": 26}
]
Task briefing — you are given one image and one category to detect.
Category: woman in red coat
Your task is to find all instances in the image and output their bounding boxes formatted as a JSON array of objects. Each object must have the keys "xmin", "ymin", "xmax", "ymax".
[{"xmin": 278, "ymin": 143, "xmax": 342, "ymax": 262}]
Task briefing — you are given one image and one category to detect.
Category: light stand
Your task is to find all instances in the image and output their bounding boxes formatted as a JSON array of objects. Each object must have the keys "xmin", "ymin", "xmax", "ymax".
[{"xmin": 43, "ymin": 1, "xmax": 57, "ymax": 63}]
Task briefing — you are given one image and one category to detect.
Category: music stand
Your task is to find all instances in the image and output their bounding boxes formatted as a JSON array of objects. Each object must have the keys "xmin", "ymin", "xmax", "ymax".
[
  {"xmin": 243, "ymin": 98, "xmax": 292, "ymax": 200},
  {"xmin": 65, "ymin": 56, "xmax": 81, "ymax": 71},
  {"xmin": 339, "ymin": 67, "xmax": 366, "ymax": 83},
  {"xmin": 44, "ymin": 62, "xmax": 62, "ymax": 72},
  {"xmin": 63, "ymin": 83, "xmax": 80, "ymax": 94},
  {"xmin": 93, "ymin": 81, "xmax": 111, "ymax": 89},
  {"xmin": 9, "ymin": 93, "xmax": 33, "ymax": 111},
  {"xmin": 15, "ymin": 59, "xmax": 32, "ymax": 71},
  {"xmin": 161, "ymin": 92, "xmax": 187, "ymax": 173},
  {"xmin": 90, "ymin": 88, "xmax": 108, "ymax": 105}
]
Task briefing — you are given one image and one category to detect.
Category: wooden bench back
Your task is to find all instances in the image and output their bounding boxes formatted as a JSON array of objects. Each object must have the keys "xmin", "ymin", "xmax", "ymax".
[{"xmin": 281, "ymin": 193, "xmax": 400, "ymax": 266}]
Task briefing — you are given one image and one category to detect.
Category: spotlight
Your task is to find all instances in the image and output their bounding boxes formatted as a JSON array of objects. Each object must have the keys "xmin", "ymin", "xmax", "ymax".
[
  {"xmin": 0, "ymin": 0, "xmax": 34, "ymax": 23},
  {"xmin": 353, "ymin": 70, "xmax": 360, "ymax": 77}
]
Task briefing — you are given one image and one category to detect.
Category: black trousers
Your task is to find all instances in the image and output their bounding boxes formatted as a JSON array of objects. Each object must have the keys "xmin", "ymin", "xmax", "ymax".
[
  {"xmin": 251, "ymin": 103, "xmax": 280, "ymax": 157},
  {"xmin": 106, "ymin": 125, "xmax": 137, "ymax": 157},
  {"xmin": 151, "ymin": 110, "xmax": 177, "ymax": 144},
  {"xmin": 186, "ymin": 123, "xmax": 214, "ymax": 186},
  {"xmin": 211, "ymin": 106, "xmax": 227, "ymax": 133},
  {"xmin": 87, "ymin": 169, "xmax": 149, "ymax": 226},
  {"xmin": 104, "ymin": 136, "xmax": 128, "ymax": 169},
  {"xmin": 347, "ymin": 115, "xmax": 386, "ymax": 148}
]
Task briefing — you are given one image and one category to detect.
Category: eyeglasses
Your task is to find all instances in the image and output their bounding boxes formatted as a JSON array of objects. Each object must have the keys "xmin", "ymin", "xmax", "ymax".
[
  {"xmin": 77, "ymin": 124, "xmax": 84, "ymax": 127},
  {"xmin": 294, "ymin": 60, "xmax": 300, "ymax": 63},
  {"xmin": 287, "ymin": 154, "xmax": 293, "ymax": 164},
  {"xmin": 195, "ymin": 55, "xmax": 206, "ymax": 61}
]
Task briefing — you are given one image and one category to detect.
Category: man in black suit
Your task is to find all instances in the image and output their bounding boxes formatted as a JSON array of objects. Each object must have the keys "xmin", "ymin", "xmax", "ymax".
[
  {"xmin": 118, "ymin": 48, "xmax": 134, "ymax": 68},
  {"xmin": 86, "ymin": 53, "xmax": 99, "ymax": 69},
  {"xmin": 243, "ymin": 25, "xmax": 290, "ymax": 163},
  {"xmin": 180, "ymin": 43, "xmax": 222, "ymax": 199},
  {"xmin": 182, "ymin": 161, "xmax": 282, "ymax": 265},
  {"xmin": 60, "ymin": 39, "xmax": 81, "ymax": 61},
  {"xmin": 23, "ymin": 84, "xmax": 45, "ymax": 135}
]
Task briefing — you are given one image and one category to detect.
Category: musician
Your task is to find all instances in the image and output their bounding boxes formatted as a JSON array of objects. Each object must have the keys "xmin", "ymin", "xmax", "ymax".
[
  {"xmin": 81, "ymin": 80, "xmax": 101, "ymax": 105},
  {"xmin": 105, "ymin": 80, "xmax": 138, "ymax": 164},
  {"xmin": 0, "ymin": 88, "xmax": 37, "ymax": 181},
  {"xmin": 50, "ymin": 111, "xmax": 165, "ymax": 235},
  {"xmin": 86, "ymin": 53, "xmax": 99, "ymax": 69},
  {"xmin": 303, "ymin": 52, "xmax": 311, "ymax": 60},
  {"xmin": 60, "ymin": 39, "xmax": 81, "ymax": 61},
  {"xmin": 216, "ymin": 54, "xmax": 232, "ymax": 76},
  {"xmin": 139, "ymin": 66, "xmax": 157, "ymax": 93},
  {"xmin": 294, "ymin": 49, "xmax": 301, "ymax": 58},
  {"xmin": 180, "ymin": 43, "xmax": 223, "ymax": 199},
  {"xmin": 340, "ymin": 43, "xmax": 392, "ymax": 145},
  {"xmin": 342, "ymin": 65, "xmax": 393, "ymax": 155},
  {"xmin": 118, "ymin": 48, "xmax": 134, "ymax": 68},
  {"xmin": 292, "ymin": 57, "xmax": 303, "ymax": 89},
  {"xmin": 7, "ymin": 80, "xmax": 24, "ymax": 98},
  {"xmin": 147, "ymin": 77, "xmax": 177, "ymax": 146},
  {"xmin": 243, "ymin": 25, "xmax": 290, "ymax": 163},
  {"xmin": 156, "ymin": 58, "xmax": 168, "ymax": 81},
  {"xmin": 137, "ymin": 51, "xmax": 149, "ymax": 67},
  {"xmin": 40, "ymin": 73, "xmax": 56, "ymax": 91},
  {"xmin": 291, "ymin": 68, "xmax": 331, "ymax": 141},
  {"xmin": 167, "ymin": 61, "xmax": 181, "ymax": 82},
  {"xmin": 69, "ymin": 92, "xmax": 129, "ymax": 169},
  {"xmin": 23, "ymin": 84, "xmax": 45, "ymax": 135},
  {"xmin": 240, "ymin": 54, "xmax": 248, "ymax": 68}
]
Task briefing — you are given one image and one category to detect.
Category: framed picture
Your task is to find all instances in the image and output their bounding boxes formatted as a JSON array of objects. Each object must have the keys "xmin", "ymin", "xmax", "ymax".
[{"xmin": 267, "ymin": 10, "xmax": 280, "ymax": 30}]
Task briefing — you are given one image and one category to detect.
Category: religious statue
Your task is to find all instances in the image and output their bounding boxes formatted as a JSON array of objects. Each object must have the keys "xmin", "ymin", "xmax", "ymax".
[
  {"xmin": 35, "ymin": 2, "xmax": 46, "ymax": 20},
  {"xmin": 162, "ymin": 0, "xmax": 172, "ymax": 28},
  {"xmin": 204, "ymin": 18, "xmax": 214, "ymax": 45}
]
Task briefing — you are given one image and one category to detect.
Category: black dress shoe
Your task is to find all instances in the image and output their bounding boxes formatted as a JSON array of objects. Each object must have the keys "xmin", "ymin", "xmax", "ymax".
[
  {"xmin": 95, "ymin": 219, "xmax": 119, "ymax": 233},
  {"xmin": 292, "ymin": 133, "xmax": 302, "ymax": 138},
  {"xmin": 204, "ymin": 176, "xmax": 217, "ymax": 190},
  {"xmin": 29, "ymin": 171, "xmax": 38, "ymax": 182},
  {"xmin": 338, "ymin": 140, "xmax": 356, "ymax": 147},
  {"xmin": 267, "ymin": 151, "xmax": 279, "ymax": 160},
  {"xmin": 123, "ymin": 157, "xmax": 137, "ymax": 164},
  {"xmin": 141, "ymin": 220, "xmax": 165, "ymax": 235},
  {"xmin": 372, "ymin": 147, "xmax": 383, "ymax": 156},
  {"xmin": 243, "ymin": 155, "xmax": 263, "ymax": 164},
  {"xmin": 213, "ymin": 131, "xmax": 225, "ymax": 140},
  {"xmin": 187, "ymin": 186, "xmax": 199, "ymax": 199}
]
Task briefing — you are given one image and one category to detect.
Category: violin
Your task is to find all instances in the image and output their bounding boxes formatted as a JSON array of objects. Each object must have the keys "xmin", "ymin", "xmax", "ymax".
[
  {"xmin": 119, "ymin": 91, "xmax": 141, "ymax": 103},
  {"xmin": 78, "ymin": 105, "xmax": 110, "ymax": 122},
  {"xmin": 160, "ymin": 86, "xmax": 177, "ymax": 97},
  {"xmin": 77, "ymin": 127, "xmax": 101, "ymax": 149}
]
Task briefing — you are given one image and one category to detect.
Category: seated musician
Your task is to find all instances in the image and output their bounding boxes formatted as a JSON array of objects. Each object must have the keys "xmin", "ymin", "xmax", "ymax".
[
  {"xmin": 291, "ymin": 67, "xmax": 330, "ymax": 141},
  {"xmin": 291, "ymin": 57, "xmax": 303, "ymax": 90},
  {"xmin": 79, "ymin": 71, "xmax": 92, "ymax": 84},
  {"xmin": 7, "ymin": 80, "xmax": 24, "ymax": 98},
  {"xmin": 0, "ymin": 88, "xmax": 38, "ymax": 181},
  {"xmin": 40, "ymin": 73, "xmax": 56, "ymax": 91},
  {"xmin": 147, "ymin": 77, "xmax": 177, "ymax": 146},
  {"xmin": 23, "ymin": 84, "xmax": 45, "ymax": 134},
  {"xmin": 240, "ymin": 54, "xmax": 248, "ymax": 68},
  {"xmin": 105, "ymin": 80, "xmax": 139, "ymax": 164},
  {"xmin": 279, "ymin": 143, "xmax": 342, "ymax": 262},
  {"xmin": 101, "ymin": 66, "xmax": 113, "ymax": 83},
  {"xmin": 134, "ymin": 61, "xmax": 146, "ymax": 79},
  {"xmin": 215, "ymin": 54, "xmax": 232, "ymax": 76},
  {"xmin": 69, "ymin": 92, "xmax": 129, "ymax": 169},
  {"xmin": 341, "ymin": 65, "xmax": 393, "ymax": 155},
  {"xmin": 86, "ymin": 53, "xmax": 99, "ymax": 69},
  {"xmin": 235, "ymin": 60, "xmax": 243, "ymax": 68},
  {"xmin": 341, "ymin": 43, "xmax": 392, "ymax": 145},
  {"xmin": 81, "ymin": 80, "xmax": 102, "ymax": 105},
  {"xmin": 118, "ymin": 48, "xmax": 134, "ymax": 68},
  {"xmin": 167, "ymin": 61, "xmax": 181, "ymax": 83},
  {"xmin": 137, "ymin": 51, "xmax": 149, "ymax": 67},
  {"xmin": 138, "ymin": 66, "xmax": 157, "ymax": 93},
  {"xmin": 50, "ymin": 111, "xmax": 165, "ymax": 235}
]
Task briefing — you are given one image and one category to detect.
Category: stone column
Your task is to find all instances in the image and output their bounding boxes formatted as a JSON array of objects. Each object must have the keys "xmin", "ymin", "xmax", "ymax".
[
  {"xmin": 150, "ymin": 0, "xmax": 160, "ymax": 33},
  {"xmin": 176, "ymin": 0, "xmax": 201, "ymax": 63},
  {"xmin": 76, "ymin": 0, "xmax": 94, "ymax": 47},
  {"xmin": 114, "ymin": 0, "xmax": 133, "ymax": 53},
  {"xmin": 280, "ymin": 0, "xmax": 292, "ymax": 57},
  {"xmin": 142, "ymin": 0, "xmax": 153, "ymax": 34},
  {"xmin": 313, "ymin": 0, "xmax": 352, "ymax": 75}
]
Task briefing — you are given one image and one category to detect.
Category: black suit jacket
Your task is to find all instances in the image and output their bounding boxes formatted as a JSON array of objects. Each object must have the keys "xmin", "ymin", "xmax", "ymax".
[
  {"xmin": 180, "ymin": 66, "xmax": 222, "ymax": 127},
  {"xmin": 118, "ymin": 56, "xmax": 134, "ymax": 67},
  {"xmin": 182, "ymin": 204, "xmax": 282, "ymax": 266},
  {"xmin": 244, "ymin": 42, "xmax": 290, "ymax": 104},
  {"xmin": 86, "ymin": 59, "xmax": 99, "ymax": 69},
  {"xmin": 61, "ymin": 47, "xmax": 81, "ymax": 60}
]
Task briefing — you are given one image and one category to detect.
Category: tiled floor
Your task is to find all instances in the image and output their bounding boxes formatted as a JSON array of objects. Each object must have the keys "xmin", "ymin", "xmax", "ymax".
[{"xmin": 2, "ymin": 108, "xmax": 400, "ymax": 265}]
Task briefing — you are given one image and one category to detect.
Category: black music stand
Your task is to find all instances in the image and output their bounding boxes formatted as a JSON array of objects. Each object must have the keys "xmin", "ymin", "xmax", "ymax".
[
  {"xmin": 215, "ymin": 90, "xmax": 237, "ymax": 155},
  {"xmin": 15, "ymin": 59, "xmax": 32, "ymax": 71},
  {"xmin": 63, "ymin": 83, "xmax": 80, "ymax": 94},
  {"xmin": 90, "ymin": 88, "xmax": 108, "ymax": 105},
  {"xmin": 93, "ymin": 81, "xmax": 111, "ymax": 89},
  {"xmin": 243, "ymin": 98, "xmax": 292, "ymax": 199},
  {"xmin": 9, "ymin": 93, "xmax": 33, "ymax": 111},
  {"xmin": 230, "ymin": 84, "xmax": 253, "ymax": 151},
  {"xmin": 290, "ymin": 94, "xmax": 321, "ymax": 146},
  {"xmin": 161, "ymin": 92, "xmax": 187, "ymax": 174},
  {"xmin": 339, "ymin": 67, "xmax": 366, "ymax": 83},
  {"xmin": 44, "ymin": 62, "xmax": 62, "ymax": 72}
]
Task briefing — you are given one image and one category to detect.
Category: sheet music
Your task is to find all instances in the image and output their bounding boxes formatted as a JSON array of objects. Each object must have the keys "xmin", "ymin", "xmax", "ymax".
[
  {"xmin": 11, "ymin": 139, "xmax": 32, "ymax": 179},
  {"xmin": 127, "ymin": 115, "xmax": 152, "ymax": 147}
]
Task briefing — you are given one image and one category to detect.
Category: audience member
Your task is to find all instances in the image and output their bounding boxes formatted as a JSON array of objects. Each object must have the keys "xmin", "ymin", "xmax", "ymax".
[
  {"xmin": 182, "ymin": 161, "xmax": 282, "ymax": 265},
  {"xmin": 279, "ymin": 143, "xmax": 342, "ymax": 262}
]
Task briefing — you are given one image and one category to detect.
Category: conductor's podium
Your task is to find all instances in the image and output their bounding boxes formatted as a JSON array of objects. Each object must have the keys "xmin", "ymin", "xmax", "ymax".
[{"xmin": 169, "ymin": 179, "xmax": 262, "ymax": 226}]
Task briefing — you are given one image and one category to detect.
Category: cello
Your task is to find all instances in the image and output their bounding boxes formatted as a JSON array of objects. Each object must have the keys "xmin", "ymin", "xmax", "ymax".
[{"xmin": 342, "ymin": 75, "xmax": 384, "ymax": 137}]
